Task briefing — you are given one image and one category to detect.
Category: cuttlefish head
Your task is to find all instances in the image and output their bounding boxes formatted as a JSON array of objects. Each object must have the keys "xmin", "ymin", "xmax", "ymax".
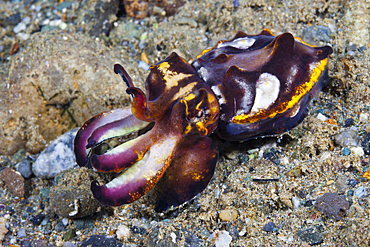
[{"xmin": 74, "ymin": 52, "xmax": 220, "ymax": 211}]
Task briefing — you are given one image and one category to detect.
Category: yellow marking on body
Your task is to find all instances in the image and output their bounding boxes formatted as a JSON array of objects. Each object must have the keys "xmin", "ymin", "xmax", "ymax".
[
  {"xmin": 191, "ymin": 172, "xmax": 204, "ymax": 181},
  {"xmin": 195, "ymin": 97, "xmax": 204, "ymax": 110},
  {"xmin": 294, "ymin": 36, "xmax": 317, "ymax": 47},
  {"xmin": 196, "ymin": 48, "xmax": 213, "ymax": 59},
  {"xmin": 232, "ymin": 58, "xmax": 328, "ymax": 124},
  {"xmin": 196, "ymin": 122, "xmax": 208, "ymax": 136},
  {"xmin": 172, "ymin": 82, "xmax": 197, "ymax": 102},
  {"xmin": 183, "ymin": 93, "xmax": 196, "ymax": 102},
  {"xmin": 184, "ymin": 124, "xmax": 192, "ymax": 135},
  {"xmin": 157, "ymin": 61, "xmax": 192, "ymax": 90}
]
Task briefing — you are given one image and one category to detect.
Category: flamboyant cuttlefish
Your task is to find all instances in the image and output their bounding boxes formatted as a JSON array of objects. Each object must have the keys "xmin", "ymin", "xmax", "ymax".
[{"xmin": 74, "ymin": 29, "xmax": 333, "ymax": 212}]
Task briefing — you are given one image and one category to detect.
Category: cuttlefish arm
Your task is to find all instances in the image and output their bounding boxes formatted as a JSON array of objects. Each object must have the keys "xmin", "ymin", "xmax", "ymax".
[
  {"xmin": 92, "ymin": 133, "xmax": 181, "ymax": 205},
  {"xmin": 155, "ymin": 136, "xmax": 218, "ymax": 212},
  {"xmin": 74, "ymin": 107, "xmax": 149, "ymax": 167}
]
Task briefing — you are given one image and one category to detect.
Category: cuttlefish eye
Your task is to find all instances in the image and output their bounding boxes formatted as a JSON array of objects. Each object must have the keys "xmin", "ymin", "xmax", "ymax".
[{"xmin": 178, "ymin": 88, "xmax": 219, "ymax": 137}]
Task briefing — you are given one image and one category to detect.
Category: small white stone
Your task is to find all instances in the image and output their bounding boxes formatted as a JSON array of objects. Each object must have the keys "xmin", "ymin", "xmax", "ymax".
[
  {"xmin": 316, "ymin": 113, "xmax": 328, "ymax": 121},
  {"xmin": 13, "ymin": 22, "xmax": 26, "ymax": 33},
  {"xmin": 22, "ymin": 16, "xmax": 31, "ymax": 25},
  {"xmin": 49, "ymin": 19, "xmax": 62, "ymax": 26},
  {"xmin": 59, "ymin": 22, "xmax": 68, "ymax": 30},
  {"xmin": 62, "ymin": 218, "xmax": 69, "ymax": 226},
  {"xmin": 170, "ymin": 232, "xmax": 176, "ymax": 243},
  {"xmin": 138, "ymin": 60, "xmax": 149, "ymax": 71},
  {"xmin": 359, "ymin": 113, "xmax": 369, "ymax": 122},
  {"xmin": 292, "ymin": 196, "xmax": 300, "ymax": 209},
  {"xmin": 16, "ymin": 33, "xmax": 30, "ymax": 40},
  {"xmin": 116, "ymin": 225, "xmax": 130, "ymax": 241},
  {"xmin": 238, "ymin": 228, "xmax": 246, "ymax": 236},
  {"xmin": 209, "ymin": 230, "xmax": 232, "ymax": 247},
  {"xmin": 319, "ymin": 151, "xmax": 331, "ymax": 161},
  {"xmin": 350, "ymin": 146, "xmax": 364, "ymax": 156}
]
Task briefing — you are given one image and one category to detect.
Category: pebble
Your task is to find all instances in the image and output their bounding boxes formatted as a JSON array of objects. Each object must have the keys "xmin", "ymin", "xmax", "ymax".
[
  {"xmin": 77, "ymin": 0, "xmax": 119, "ymax": 36},
  {"xmin": 219, "ymin": 209, "xmax": 238, "ymax": 221},
  {"xmin": 80, "ymin": 235, "xmax": 122, "ymax": 247},
  {"xmin": 30, "ymin": 214, "xmax": 45, "ymax": 226},
  {"xmin": 62, "ymin": 218, "xmax": 70, "ymax": 226},
  {"xmin": 32, "ymin": 130, "xmax": 78, "ymax": 178},
  {"xmin": 348, "ymin": 179, "xmax": 359, "ymax": 187},
  {"xmin": 326, "ymin": 180, "xmax": 334, "ymax": 186},
  {"xmin": 62, "ymin": 242, "xmax": 77, "ymax": 247},
  {"xmin": 316, "ymin": 113, "xmax": 328, "ymax": 121},
  {"xmin": 17, "ymin": 227, "xmax": 26, "ymax": 238},
  {"xmin": 292, "ymin": 196, "xmax": 300, "ymax": 209},
  {"xmin": 348, "ymin": 189, "xmax": 354, "ymax": 196},
  {"xmin": 16, "ymin": 32, "xmax": 30, "ymax": 40},
  {"xmin": 16, "ymin": 158, "xmax": 32, "ymax": 178},
  {"xmin": 359, "ymin": 113, "xmax": 368, "ymax": 122},
  {"xmin": 1, "ymin": 167, "xmax": 25, "ymax": 198},
  {"xmin": 350, "ymin": 146, "xmax": 364, "ymax": 156},
  {"xmin": 334, "ymin": 129, "xmax": 359, "ymax": 147},
  {"xmin": 63, "ymin": 228, "xmax": 76, "ymax": 241},
  {"xmin": 314, "ymin": 192, "xmax": 349, "ymax": 220},
  {"xmin": 288, "ymin": 166, "xmax": 303, "ymax": 177},
  {"xmin": 335, "ymin": 177, "xmax": 348, "ymax": 194},
  {"xmin": 5, "ymin": 12, "xmax": 22, "ymax": 26},
  {"xmin": 302, "ymin": 25, "xmax": 332, "ymax": 43},
  {"xmin": 263, "ymin": 222, "xmax": 275, "ymax": 232},
  {"xmin": 13, "ymin": 22, "xmax": 26, "ymax": 33},
  {"xmin": 55, "ymin": 222, "xmax": 66, "ymax": 232},
  {"xmin": 342, "ymin": 147, "xmax": 351, "ymax": 156},
  {"xmin": 138, "ymin": 60, "xmax": 150, "ymax": 71},
  {"xmin": 12, "ymin": 149, "xmax": 26, "ymax": 163},
  {"xmin": 209, "ymin": 230, "xmax": 232, "ymax": 247},
  {"xmin": 51, "ymin": 187, "xmax": 100, "ymax": 218},
  {"xmin": 74, "ymin": 219, "xmax": 95, "ymax": 230},
  {"xmin": 22, "ymin": 16, "xmax": 31, "ymax": 25},
  {"xmin": 0, "ymin": 217, "xmax": 8, "ymax": 241},
  {"xmin": 343, "ymin": 117, "xmax": 355, "ymax": 127},
  {"xmin": 354, "ymin": 186, "xmax": 366, "ymax": 198},
  {"xmin": 362, "ymin": 132, "xmax": 370, "ymax": 154},
  {"xmin": 116, "ymin": 225, "xmax": 131, "ymax": 241},
  {"xmin": 297, "ymin": 225, "xmax": 323, "ymax": 245}
]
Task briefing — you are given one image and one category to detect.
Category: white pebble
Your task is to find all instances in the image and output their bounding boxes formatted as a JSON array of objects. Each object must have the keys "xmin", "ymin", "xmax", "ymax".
[
  {"xmin": 359, "ymin": 113, "xmax": 369, "ymax": 122},
  {"xmin": 22, "ymin": 16, "xmax": 31, "ymax": 25},
  {"xmin": 292, "ymin": 196, "xmax": 300, "ymax": 209},
  {"xmin": 316, "ymin": 113, "xmax": 328, "ymax": 121},
  {"xmin": 355, "ymin": 187, "xmax": 366, "ymax": 198},
  {"xmin": 59, "ymin": 22, "xmax": 68, "ymax": 30},
  {"xmin": 13, "ymin": 22, "xmax": 26, "ymax": 33},
  {"xmin": 116, "ymin": 224, "xmax": 130, "ymax": 241},
  {"xmin": 62, "ymin": 218, "xmax": 69, "ymax": 226},
  {"xmin": 170, "ymin": 232, "xmax": 176, "ymax": 243},
  {"xmin": 209, "ymin": 230, "xmax": 232, "ymax": 247},
  {"xmin": 42, "ymin": 19, "xmax": 50, "ymax": 25},
  {"xmin": 138, "ymin": 60, "xmax": 150, "ymax": 71},
  {"xmin": 49, "ymin": 19, "xmax": 62, "ymax": 27},
  {"xmin": 350, "ymin": 146, "xmax": 364, "ymax": 156},
  {"xmin": 16, "ymin": 33, "xmax": 30, "ymax": 40}
]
